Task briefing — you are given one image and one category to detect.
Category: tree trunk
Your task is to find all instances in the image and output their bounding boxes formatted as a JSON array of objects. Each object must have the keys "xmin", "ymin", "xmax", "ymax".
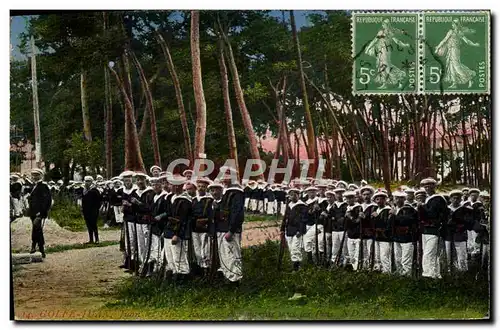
[
  {"xmin": 109, "ymin": 64, "xmax": 145, "ymax": 172},
  {"xmin": 130, "ymin": 51, "xmax": 161, "ymax": 166},
  {"xmin": 156, "ymin": 32, "xmax": 193, "ymax": 162},
  {"xmin": 138, "ymin": 69, "xmax": 162, "ymax": 141},
  {"xmin": 121, "ymin": 53, "xmax": 135, "ymax": 121},
  {"xmin": 191, "ymin": 11, "xmax": 207, "ymax": 160},
  {"xmin": 217, "ymin": 37, "xmax": 238, "ymax": 173},
  {"xmin": 378, "ymin": 102, "xmax": 392, "ymax": 194},
  {"xmin": 290, "ymin": 10, "xmax": 317, "ymax": 175},
  {"xmin": 220, "ymin": 21, "xmax": 263, "ymax": 178},
  {"xmin": 80, "ymin": 70, "xmax": 92, "ymax": 142},
  {"xmin": 103, "ymin": 13, "xmax": 112, "ymax": 178}
]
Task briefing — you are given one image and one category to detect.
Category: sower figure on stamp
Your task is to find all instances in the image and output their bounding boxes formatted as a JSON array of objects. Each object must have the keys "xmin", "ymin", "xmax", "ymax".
[
  {"xmin": 27, "ymin": 168, "xmax": 52, "ymax": 258},
  {"xmin": 280, "ymin": 188, "xmax": 308, "ymax": 271},
  {"xmin": 120, "ymin": 171, "xmax": 138, "ymax": 272},
  {"xmin": 371, "ymin": 191, "xmax": 393, "ymax": 274},
  {"xmin": 82, "ymin": 176, "xmax": 102, "ymax": 244},
  {"xmin": 132, "ymin": 173, "xmax": 155, "ymax": 277},
  {"xmin": 191, "ymin": 177, "xmax": 214, "ymax": 279},
  {"xmin": 392, "ymin": 191, "xmax": 418, "ymax": 276},
  {"xmin": 344, "ymin": 192, "xmax": 363, "ymax": 271},
  {"xmin": 418, "ymin": 177, "xmax": 449, "ymax": 279},
  {"xmin": 215, "ymin": 171, "xmax": 245, "ymax": 286},
  {"xmin": 164, "ymin": 179, "xmax": 192, "ymax": 283}
]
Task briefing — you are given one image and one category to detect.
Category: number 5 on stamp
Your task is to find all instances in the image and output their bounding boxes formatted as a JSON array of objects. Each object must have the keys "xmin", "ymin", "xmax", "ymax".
[
  {"xmin": 422, "ymin": 11, "xmax": 490, "ymax": 94},
  {"xmin": 352, "ymin": 12, "xmax": 418, "ymax": 95}
]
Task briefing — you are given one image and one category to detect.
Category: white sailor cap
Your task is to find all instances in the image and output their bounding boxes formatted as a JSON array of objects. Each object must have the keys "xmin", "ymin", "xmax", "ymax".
[
  {"xmin": 333, "ymin": 187, "xmax": 346, "ymax": 194},
  {"xmin": 84, "ymin": 176, "xmax": 94, "ymax": 182},
  {"xmin": 10, "ymin": 173, "xmax": 20, "ymax": 179},
  {"xmin": 336, "ymin": 180, "xmax": 348, "ymax": 188},
  {"xmin": 287, "ymin": 187, "xmax": 300, "ymax": 194},
  {"xmin": 348, "ymin": 184, "xmax": 359, "ymax": 190},
  {"xmin": 449, "ymin": 190, "xmax": 462, "ymax": 197},
  {"xmin": 393, "ymin": 191, "xmax": 406, "ymax": 198},
  {"xmin": 344, "ymin": 191, "xmax": 357, "ymax": 198},
  {"xmin": 182, "ymin": 169, "xmax": 193, "ymax": 177},
  {"xmin": 30, "ymin": 168, "xmax": 44, "ymax": 176},
  {"xmin": 469, "ymin": 188, "xmax": 480, "ymax": 194},
  {"xmin": 119, "ymin": 170, "xmax": 135, "ymax": 178},
  {"xmin": 372, "ymin": 191, "xmax": 388, "ymax": 199},
  {"xmin": 462, "ymin": 187, "xmax": 470, "ymax": 192},
  {"xmin": 196, "ymin": 177, "xmax": 212, "ymax": 185},
  {"xmin": 208, "ymin": 180, "xmax": 224, "ymax": 189},
  {"xmin": 325, "ymin": 190, "xmax": 336, "ymax": 196},
  {"xmin": 420, "ymin": 177, "xmax": 437, "ymax": 185},
  {"xmin": 415, "ymin": 189, "xmax": 427, "ymax": 196},
  {"xmin": 404, "ymin": 188, "xmax": 415, "ymax": 194},
  {"xmin": 360, "ymin": 186, "xmax": 375, "ymax": 194},
  {"xmin": 150, "ymin": 165, "xmax": 162, "ymax": 173},
  {"xmin": 96, "ymin": 175, "xmax": 103, "ymax": 180},
  {"xmin": 134, "ymin": 171, "xmax": 149, "ymax": 179},
  {"xmin": 305, "ymin": 186, "xmax": 319, "ymax": 192}
]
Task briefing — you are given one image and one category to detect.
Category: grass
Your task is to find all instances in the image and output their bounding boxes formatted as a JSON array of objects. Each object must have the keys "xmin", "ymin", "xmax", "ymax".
[
  {"xmin": 11, "ymin": 241, "xmax": 120, "ymax": 254},
  {"xmin": 245, "ymin": 213, "xmax": 280, "ymax": 223},
  {"xmin": 105, "ymin": 241, "xmax": 490, "ymax": 320}
]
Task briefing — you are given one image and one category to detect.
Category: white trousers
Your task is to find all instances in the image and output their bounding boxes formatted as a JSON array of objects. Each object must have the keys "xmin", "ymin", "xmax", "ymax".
[
  {"xmin": 362, "ymin": 239, "xmax": 374, "ymax": 269},
  {"xmin": 422, "ymin": 234, "xmax": 441, "ymax": 279},
  {"xmin": 266, "ymin": 201, "xmax": 275, "ymax": 215},
  {"xmin": 192, "ymin": 232, "xmax": 211, "ymax": 268},
  {"xmin": 77, "ymin": 198, "xmax": 82, "ymax": 207},
  {"xmin": 286, "ymin": 234, "xmax": 304, "ymax": 262},
  {"xmin": 303, "ymin": 224, "xmax": 323, "ymax": 253},
  {"xmin": 127, "ymin": 222, "xmax": 138, "ymax": 260},
  {"xmin": 374, "ymin": 241, "xmax": 392, "ymax": 274},
  {"xmin": 137, "ymin": 224, "xmax": 149, "ymax": 263},
  {"xmin": 347, "ymin": 238, "xmax": 361, "ymax": 270},
  {"xmin": 249, "ymin": 199, "xmax": 258, "ymax": 211},
  {"xmin": 244, "ymin": 198, "xmax": 251, "ymax": 209},
  {"xmin": 12, "ymin": 198, "xmax": 23, "ymax": 217},
  {"xmin": 164, "ymin": 238, "xmax": 190, "ymax": 274},
  {"xmin": 394, "ymin": 242, "xmax": 414, "ymax": 276},
  {"xmin": 114, "ymin": 206, "xmax": 124, "ymax": 223},
  {"xmin": 149, "ymin": 233, "xmax": 161, "ymax": 263},
  {"xmin": 444, "ymin": 241, "xmax": 468, "ymax": 272},
  {"xmin": 331, "ymin": 231, "xmax": 348, "ymax": 264},
  {"xmin": 467, "ymin": 230, "xmax": 479, "ymax": 255},
  {"xmin": 280, "ymin": 202, "xmax": 286, "ymax": 216},
  {"xmin": 217, "ymin": 232, "xmax": 243, "ymax": 282}
]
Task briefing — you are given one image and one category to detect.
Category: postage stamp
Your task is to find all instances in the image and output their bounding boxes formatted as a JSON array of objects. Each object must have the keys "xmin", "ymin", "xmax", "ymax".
[
  {"xmin": 422, "ymin": 11, "xmax": 490, "ymax": 94},
  {"xmin": 352, "ymin": 12, "xmax": 418, "ymax": 95}
]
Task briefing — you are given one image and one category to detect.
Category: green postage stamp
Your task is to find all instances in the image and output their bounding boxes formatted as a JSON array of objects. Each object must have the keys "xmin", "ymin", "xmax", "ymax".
[{"xmin": 351, "ymin": 11, "xmax": 490, "ymax": 95}]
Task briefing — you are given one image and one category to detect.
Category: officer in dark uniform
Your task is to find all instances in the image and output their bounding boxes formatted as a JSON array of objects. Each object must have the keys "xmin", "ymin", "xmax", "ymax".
[
  {"xmin": 81, "ymin": 176, "xmax": 102, "ymax": 244},
  {"xmin": 27, "ymin": 168, "xmax": 52, "ymax": 258}
]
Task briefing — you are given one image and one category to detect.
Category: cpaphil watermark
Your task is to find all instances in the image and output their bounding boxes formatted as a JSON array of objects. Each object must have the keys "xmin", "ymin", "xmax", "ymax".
[
  {"xmin": 17, "ymin": 309, "xmax": 142, "ymax": 320},
  {"xmin": 161, "ymin": 158, "xmax": 326, "ymax": 185}
]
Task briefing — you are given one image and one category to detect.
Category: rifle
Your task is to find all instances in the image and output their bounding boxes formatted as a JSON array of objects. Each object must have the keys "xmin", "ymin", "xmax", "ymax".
[
  {"xmin": 140, "ymin": 221, "xmax": 154, "ymax": 277},
  {"xmin": 335, "ymin": 215, "xmax": 348, "ymax": 267},
  {"xmin": 132, "ymin": 221, "xmax": 140, "ymax": 276},
  {"xmin": 358, "ymin": 211, "xmax": 364, "ymax": 271}
]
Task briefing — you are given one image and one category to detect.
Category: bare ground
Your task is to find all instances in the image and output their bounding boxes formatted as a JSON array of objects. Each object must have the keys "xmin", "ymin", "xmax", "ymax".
[{"xmin": 12, "ymin": 219, "xmax": 279, "ymax": 320}]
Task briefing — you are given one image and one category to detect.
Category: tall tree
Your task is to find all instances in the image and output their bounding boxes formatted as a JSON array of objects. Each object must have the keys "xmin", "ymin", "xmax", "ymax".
[{"xmin": 191, "ymin": 10, "xmax": 207, "ymax": 160}]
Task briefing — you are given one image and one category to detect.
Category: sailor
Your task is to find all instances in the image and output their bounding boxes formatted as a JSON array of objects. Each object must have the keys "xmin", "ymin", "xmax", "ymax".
[
  {"xmin": 461, "ymin": 188, "xmax": 470, "ymax": 204},
  {"xmin": 418, "ymin": 177, "xmax": 449, "ymax": 279},
  {"xmin": 27, "ymin": 168, "xmax": 52, "ymax": 258},
  {"xmin": 329, "ymin": 187, "xmax": 348, "ymax": 266},
  {"xmin": 74, "ymin": 182, "xmax": 84, "ymax": 207},
  {"xmin": 264, "ymin": 183, "xmax": 276, "ymax": 215},
  {"xmin": 182, "ymin": 169, "xmax": 193, "ymax": 182},
  {"xmin": 131, "ymin": 172, "xmax": 155, "ymax": 273},
  {"xmin": 371, "ymin": 190, "xmax": 393, "ymax": 273},
  {"xmin": 443, "ymin": 190, "xmax": 473, "ymax": 273},
  {"xmin": 120, "ymin": 171, "xmax": 139, "ymax": 272},
  {"xmin": 336, "ymin": 180, "xmax": 348, "ymax": 190},
  {"xmin": 243, "ymin": 180, "xmax": 252, "ymax": 211},
  {"xmin": 164, "ymin": 177, "xmax": 192, "ymax": 282},
  {"xmin": 81, "ymin": 176, "xmax": 102, "ymax": 244},
  {"xmin": 414, "ymin": 189, "xmax": 427, "ymax": 204},
  {"xmin": 303, "ymin": 186, "xmax": 321, "ymax": 263},
  {"xmin": 214, "ymin": 171, "xmax": 244, "ymax": 285},
  {"xmin": 280, "ymin": 187, "xmax": 308, "ymax": 271},
  {"xmin": 477, "ymin": 191, "xmax": 490, "ymax": 270},
  {"xmin": 147, "ymin": 177, "xmax": 168, "ymax": 277},
  {"xmin": 360, "ymin": 186, "xmax": 377, "ymax": 270},
  {"xmin": 404, "ymin": 188, "xmax": 417, "ymax": 208},
  {"xmin": 392, "ymin": 190, "xmax": 418, "ymax": 276},
  {"xmin": 256, "ymin": 179, "xmax": 266, "ymax": 213},
  {"xmin": 467, "ymin": 188, "xmax": 483, "ymax": 258},
  {"xmin": 344, "ymin": 191, "xmax": 364, "ymax": 270},
  {"xmin": 10, "ymin": 173, "xmax": 23, "ymax": 219},
  {"xmin": 348, "ymin": 183, "xmax": 359, "ymax": 192},
  {"xmin": 150, "ymin": 165, "xmax": 162, "ymax": 178},
  {"xmin": 275, "ymin": 183, "xmax": 288, "ymax": 216},
  {"xmin": 191, "ymin": 177, "xmax": 214, "ymax": 278}
]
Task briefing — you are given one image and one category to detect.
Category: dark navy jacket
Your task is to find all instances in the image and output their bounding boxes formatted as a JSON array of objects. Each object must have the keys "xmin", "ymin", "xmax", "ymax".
[
  {"xmin": 392, "ymin": 204, "xmax": 418, "ymax": 243},
  {"xmin": 192, "ymin": 194, "xmax": 214, "ymax": 233},
  {"xmin": 214, "ymin": 186, "xmax": 245, "ymax": 233},
  {"xmin": 281, "ymin": 200, "xmax": 308, "ymax": 237}
]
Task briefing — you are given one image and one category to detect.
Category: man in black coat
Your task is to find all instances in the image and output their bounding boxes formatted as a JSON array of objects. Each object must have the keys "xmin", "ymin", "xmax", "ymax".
[
  {"xmin": 27, "ymin": 168, "xmax": 52, "ymax": 257},
  {"xmin": 82, "ymin": 176, "xmax": 102, "ymax": 244}
]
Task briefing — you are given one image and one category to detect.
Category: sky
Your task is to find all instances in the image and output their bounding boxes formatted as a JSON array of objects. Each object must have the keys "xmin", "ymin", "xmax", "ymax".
[{"xmin": 10, "ymin": 10, "xmax": 324, "ymax": 60}]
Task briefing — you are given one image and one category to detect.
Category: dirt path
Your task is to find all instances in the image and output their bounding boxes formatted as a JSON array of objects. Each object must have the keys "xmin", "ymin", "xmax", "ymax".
[{"xmin": 13, "ymin": 221, "xmax": 280, "ymax": 320}]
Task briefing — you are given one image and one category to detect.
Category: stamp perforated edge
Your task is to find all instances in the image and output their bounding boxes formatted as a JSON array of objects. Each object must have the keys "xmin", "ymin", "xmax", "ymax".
[
  {"xmin": 351, "ymin": 10, "xmax": 421, "ymax": 96},
  {"xmin": 419, "ymin": 10, "xmax": 491, "ymax": 95}
]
